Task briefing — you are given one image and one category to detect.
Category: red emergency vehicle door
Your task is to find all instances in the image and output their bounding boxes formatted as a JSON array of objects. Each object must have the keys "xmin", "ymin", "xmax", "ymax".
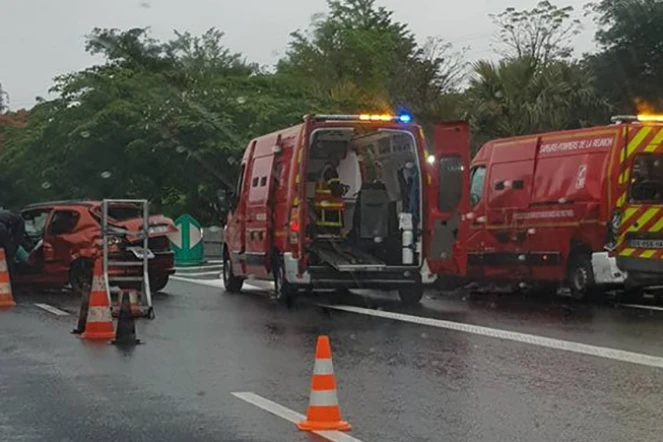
[
  {"xmin": 244, "ymin": 154, "xmax": 275, "ymax": 278},
  {"xmin": 426, "ymin": 121, "xmax": 471, "ymax": 275}
]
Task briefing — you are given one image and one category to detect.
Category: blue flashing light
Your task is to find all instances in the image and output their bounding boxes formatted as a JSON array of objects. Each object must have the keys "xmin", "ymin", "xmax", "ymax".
[{"xmin": 398, "ymin": 113, "xmax": 412, "ymax": 124}]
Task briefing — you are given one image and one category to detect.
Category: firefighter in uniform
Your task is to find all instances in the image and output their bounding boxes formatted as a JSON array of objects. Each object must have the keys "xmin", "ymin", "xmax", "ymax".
[{"xmin": 314, "ymin": 159, "xmax": 347, "ymax": 235}]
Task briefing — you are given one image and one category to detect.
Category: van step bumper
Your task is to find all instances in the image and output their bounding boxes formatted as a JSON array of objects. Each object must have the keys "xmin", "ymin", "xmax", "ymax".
[
  {"xmin": 616, "ymin": 256, "xmax": 663, "ymax": 287},
  {"xmin": 304, "ymin": 266, "xmax": 420, "ymax": 290}
]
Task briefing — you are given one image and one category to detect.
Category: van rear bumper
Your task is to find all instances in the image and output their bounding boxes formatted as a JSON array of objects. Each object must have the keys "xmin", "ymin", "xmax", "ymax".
[
  {"xmin": 616, "ymin": 256, "xmax": 663, "ymax": 287},
  {"xmin": 305, "ymin": 266, "xmax": 421, "ymax": 289},
  {"xmin": 282, "ymin": 252, "xmax": 421, "ymax": 289}
]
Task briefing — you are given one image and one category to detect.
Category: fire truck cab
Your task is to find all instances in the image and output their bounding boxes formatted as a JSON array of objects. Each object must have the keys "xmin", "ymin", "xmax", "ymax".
[
  {"xmin": 221, "ymin": 114, "xmax": 470, "ymax": 305},
  {"xmin": 465, "ymin": 116, "xmax": 663, "ymax": 299}
]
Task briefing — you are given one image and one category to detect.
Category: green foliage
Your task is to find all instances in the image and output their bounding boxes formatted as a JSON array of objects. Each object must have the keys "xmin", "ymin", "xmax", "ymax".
[
  {"xmin": 0, "ymin": 0, "xmax": 657, "ymax": 220},
  {"xmin": 465, "ymin": 56, "xmax": 610, "ymax": 151},
  {"xmin": 586, "ymin": 0, "xmax": 663, "ymax": 112}
]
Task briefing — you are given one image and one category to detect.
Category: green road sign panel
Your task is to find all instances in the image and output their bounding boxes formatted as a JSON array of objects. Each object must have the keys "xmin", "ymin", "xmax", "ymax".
[{"xmin": 168, "ymin": 214, "xmax": 205, "ymax": 266}]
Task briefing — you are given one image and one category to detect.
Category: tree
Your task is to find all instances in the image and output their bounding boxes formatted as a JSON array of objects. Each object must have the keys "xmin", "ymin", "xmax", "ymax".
[
  {"xmin": 465, "ymin": 56, "xmax": 610, "ymax": 150},
  {"xmin": 491, "ymin": 1, "xmax": 582, "ymax": 66},
  {"xmin": 278, "ymin": 0, "xmax": 466, "ymax": 124},
  {"xmin": 0, "ymin": 28, "xmax": 320, "ymax": 223},
  {"xmin": 587, "ymin": 0, "xmax": 663, "ymax": 112}
]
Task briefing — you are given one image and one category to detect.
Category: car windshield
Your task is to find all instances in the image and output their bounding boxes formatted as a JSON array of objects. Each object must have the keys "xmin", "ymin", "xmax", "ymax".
[{"xmin": 106, "ymin": 206, "xmax": 143, "ymax": 221}]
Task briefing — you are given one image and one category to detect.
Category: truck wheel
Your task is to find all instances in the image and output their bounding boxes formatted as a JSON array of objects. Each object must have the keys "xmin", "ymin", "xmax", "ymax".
[
  {"xmin": 222, "ymin": 251, "xmax": 243, "ymax": 293},
  {"xmin": 567, "ymin": 253, "xmax": 596, "ymax": 301},
  {"xmin": 398, "ymin": 285, "xmax": 424, "ymax": 306},
  {"xmin": 69, "ymin": 258, "xmax": 93, "ymax": 295},
  {"xmin": 273, "ymin": 257, "xmax": 296, "ymax": 306}
]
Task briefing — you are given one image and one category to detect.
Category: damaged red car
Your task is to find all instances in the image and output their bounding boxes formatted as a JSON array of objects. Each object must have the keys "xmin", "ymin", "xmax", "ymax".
[{"xmin": 14, "ymin": 200, "xmax": 177, "ymax": 293}]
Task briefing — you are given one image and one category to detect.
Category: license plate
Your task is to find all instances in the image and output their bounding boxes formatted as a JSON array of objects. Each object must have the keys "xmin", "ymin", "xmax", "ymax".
[
  {"xmin": 628, "ymin": 239, "xmax": 663, "ymax": 249},
  {"xmin": 128, "ymin": 247, "xmax": 155, "ymax": 259}
]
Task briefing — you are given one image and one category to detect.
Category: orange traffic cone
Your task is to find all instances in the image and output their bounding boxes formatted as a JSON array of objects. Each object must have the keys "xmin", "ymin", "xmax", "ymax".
[
  {"xmin": 298, "ymin": 336, "xmax": 351, "ymax": 432},
  {"xmin": 80, "ymin": 259, "xmax": 115, "ymax": 341},
  {"xmin": 0, "ymin": 249, "xmax": 16, "ymax": 308}
]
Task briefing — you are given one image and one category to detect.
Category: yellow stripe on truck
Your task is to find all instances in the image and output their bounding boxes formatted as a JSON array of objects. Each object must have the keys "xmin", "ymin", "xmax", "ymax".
[
  {"xmin": 650, "ymin": 216, "xmax": 663, "ymax": 233},
  {"xmin": 645, "ymin": 128, "xmax": 663, "ymax": 152},
  {"xmin": 631, "ymin": 208, "xmax": 660, "ymax": 232},
  {"xmin": 620, "ymin": 248, "xmax": 636, "ymax": 256},
  {"xmin": 639, "ymin": 250, "xmax": 657, "ymax": 259},
  {"xmin": 627, "ymin": 127, "xmax": 652, "ymax": 158}
]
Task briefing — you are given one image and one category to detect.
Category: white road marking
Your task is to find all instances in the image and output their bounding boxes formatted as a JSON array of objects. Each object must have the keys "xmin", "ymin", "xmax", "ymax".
[
  {"xmin": 171, "ymin": 276, "xmax": 223, "ymax": 288},
  {"xmin": 619, "ymin": 303, "xmax": 663, "ymax": 312},
  {"xmin": 170, "ymin": 276, "xmax": 265, "ymax": 292},
  {"xmin": 171, "ymin": 277, "xmax": 663, "ymax": 369},
  {"xmin": 174, "ymin": 265, "xmax": 223, "ymax": 271},
  {"xmin": 323, "ymin": 304, "xmax": 663, "ymax": 370},
  {"xmin": 232, "ymin": 392, "xmax": 362, "ymax": 442},
  {"xmin": 33, "ymin": 303, "xmax": 69, "ymax": 316},
  {"xmin": 174, "ymin": 271, "xmax": 222, "ymax": 277}
]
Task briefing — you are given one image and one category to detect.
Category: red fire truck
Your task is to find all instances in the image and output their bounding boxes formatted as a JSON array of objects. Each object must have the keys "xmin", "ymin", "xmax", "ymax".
[
  {"xmin": 220, "ymin": 113, "xmax": 470, "ymax": 305},
  {"xmin": 464, "ymin": 115, "xmax": 663, "ymax": 299}
]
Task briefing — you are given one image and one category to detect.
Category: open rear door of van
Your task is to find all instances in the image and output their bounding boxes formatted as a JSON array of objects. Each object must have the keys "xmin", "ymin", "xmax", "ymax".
[{"xmin": 425, "ymin": 121, "xmax": 471, "ymax": 276}]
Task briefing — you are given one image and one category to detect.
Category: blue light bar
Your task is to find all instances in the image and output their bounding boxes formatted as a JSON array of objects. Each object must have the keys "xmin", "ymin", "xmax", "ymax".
[{"xmin": 398, "ymin": 114, "xmax": 412, "ymax": 124}]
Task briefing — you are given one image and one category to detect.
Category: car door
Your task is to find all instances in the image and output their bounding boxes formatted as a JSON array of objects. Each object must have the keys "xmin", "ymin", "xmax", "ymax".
[
  {"xmin": 19, "ymin": 208, "xmax": 52, "ymax": 275},
  {"xmin": 425, "ymin": 121, "xmax": 471, "ymax": 276},
  {"xmin": 43, "ymin": 209, "xmax": 81, "ymax": 275}
]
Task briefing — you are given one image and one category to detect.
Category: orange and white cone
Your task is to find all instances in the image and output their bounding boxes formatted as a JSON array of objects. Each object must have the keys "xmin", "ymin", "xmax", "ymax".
[
  {"xmin": 80, "ymin": 259, "xmax": 115, "ymax": 341},
  {"xmin": 0, "ymin": 249, "xmax": 16, "ymax": 308},
  {"xmin": 298, "ymin": 336, "xmax": 351, "ymax": 432}
]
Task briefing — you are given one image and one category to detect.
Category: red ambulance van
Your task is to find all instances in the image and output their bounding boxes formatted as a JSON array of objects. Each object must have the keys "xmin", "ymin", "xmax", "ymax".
[{"xmin": 220, "ymin": 114, "xmax": 470, "ymax": 305}]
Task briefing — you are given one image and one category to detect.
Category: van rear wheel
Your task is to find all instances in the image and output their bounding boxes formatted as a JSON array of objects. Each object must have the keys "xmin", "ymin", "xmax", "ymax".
[
  {"xmin": 273, "ymin": 257, "xmax": 296, "ymax": 306},
  {"xmin": 398, "ymin": 285, "xmax": 424, "ymax": 306},
  {"xmin": 567, "ymin": 253, "xmax": 596, "ymax": 301},
  {"xmin": 223, "ymin": 251, "xmax": 244, "ymax": 293}
]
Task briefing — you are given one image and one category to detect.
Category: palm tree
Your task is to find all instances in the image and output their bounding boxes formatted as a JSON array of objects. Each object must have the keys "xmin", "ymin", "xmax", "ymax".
[{"xmin": 465, "ymin": 56, "xmax": 611, "ymax": 145}]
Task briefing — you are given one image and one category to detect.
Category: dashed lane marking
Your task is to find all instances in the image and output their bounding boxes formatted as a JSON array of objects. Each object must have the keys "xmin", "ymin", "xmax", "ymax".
[
  {"xmin": 33, "ymin": 303, "xmax": 70, "ymax": 316},
  {"xmin": 323, "ymin": 304, "xmax": 663, "ymax": 370},
  {"xmin": 618, "ymin": 304, "xmax": 663, "ymax": 312},
  {"xmin": 232, "ymin": 392, "xmax": 364, "ymax": 442}
]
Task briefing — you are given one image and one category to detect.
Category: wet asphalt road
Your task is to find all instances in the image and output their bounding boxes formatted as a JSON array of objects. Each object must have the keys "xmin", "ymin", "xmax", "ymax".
[{"xmin": 2, "ymin": 275, "xmax": 663, "ymax": 442}]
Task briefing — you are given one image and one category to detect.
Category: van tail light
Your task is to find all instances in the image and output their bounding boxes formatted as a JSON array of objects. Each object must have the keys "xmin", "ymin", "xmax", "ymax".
[{"xmin": 289, "ymin": 207, "xmax": 300, "ymax": 244}]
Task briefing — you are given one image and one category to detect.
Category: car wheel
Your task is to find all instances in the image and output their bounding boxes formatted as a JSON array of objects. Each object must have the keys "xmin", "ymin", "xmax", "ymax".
[
  {"xmin": 69, "ymin": 258, "xmax": 93, "ymax": 294},
  {"xmin": 398, "ymin": 285, "xmax": 424, "ymax": 306},
  {"xmin": 150, "ymin": 275, "xmax": 169, "ymax": 293},
  {"xmin": 223, "ymin": 251, "xmax": 243, "ymax": 293}
]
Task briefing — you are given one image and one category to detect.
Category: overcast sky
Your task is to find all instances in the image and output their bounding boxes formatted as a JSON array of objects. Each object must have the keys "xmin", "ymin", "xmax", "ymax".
[{"xmin": 1, "ymin": 0, "xmax": 596, "ymax": 110}]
